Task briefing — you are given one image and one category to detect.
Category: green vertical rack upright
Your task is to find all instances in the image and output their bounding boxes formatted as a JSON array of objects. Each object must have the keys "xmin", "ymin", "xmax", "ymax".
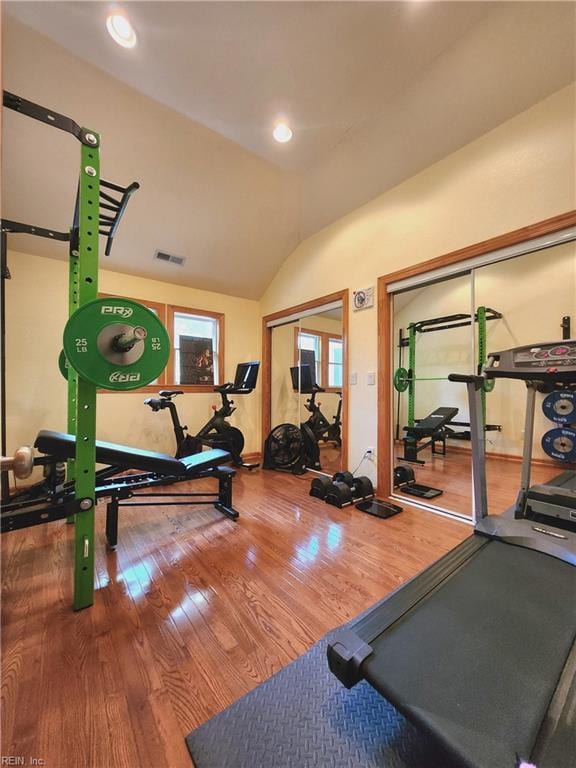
[
  {"xmin": 407, "ymin": 323, "xmax": 416, "ymax": 428},
  {"xmin": 2, "ymin": 92, "xmax": 138, "ymax": 609},
  {"xmin": 70, "ymin": 139, "xmax": 101, "ymax": 609}
]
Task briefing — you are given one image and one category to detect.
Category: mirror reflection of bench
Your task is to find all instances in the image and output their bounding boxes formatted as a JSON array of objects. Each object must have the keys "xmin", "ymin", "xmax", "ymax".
[
  {"xmin": 401, "ymin": 407, "xmax": 459, "ymax": 464},
  {"xmin": 1, "ymin": 430, "xmax": 238, "ymax": 547},
  {"xmin": 401, "ymin": 407, "xmax": 502, "ymax": 464}
]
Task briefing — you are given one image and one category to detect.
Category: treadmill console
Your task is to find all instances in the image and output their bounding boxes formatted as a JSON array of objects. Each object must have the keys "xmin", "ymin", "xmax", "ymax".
[{"xmin": 485, "ymin": 340, "xmax": 576, "ymax": 383}]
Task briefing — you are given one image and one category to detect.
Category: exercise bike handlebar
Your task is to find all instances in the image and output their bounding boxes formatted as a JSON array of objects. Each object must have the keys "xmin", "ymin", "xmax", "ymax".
[
  {"xmin": 144, "ymin": 397, "xmax": 163, "ymax": 411},
  {"xmin": 214, "ymin": 383, "xmax": 256, "ymax": 395}
]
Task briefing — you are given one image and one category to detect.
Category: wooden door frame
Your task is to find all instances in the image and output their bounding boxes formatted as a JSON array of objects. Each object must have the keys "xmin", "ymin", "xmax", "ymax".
[
  {"xmin": 377, "ymin": 209, "xmax": 576, "ymax": 498},
  {"xmin": 262, "ymin": 289, "xmax": 350, "ymax": 468}
]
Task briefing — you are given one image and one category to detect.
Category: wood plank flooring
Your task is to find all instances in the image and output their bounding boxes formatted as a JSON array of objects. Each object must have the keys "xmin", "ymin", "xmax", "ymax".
[
  {"xmin": 394, "ymin": 445, "xmax": 562, "ymax": 517},
  {"xmin": 1, "ymin": 468, "xmax": 469, "ymax": 768}
]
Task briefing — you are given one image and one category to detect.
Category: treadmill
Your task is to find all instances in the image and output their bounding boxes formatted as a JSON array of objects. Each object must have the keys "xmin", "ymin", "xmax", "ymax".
[
  {"xmin": 327, "ymin": 339, "xmax": 576, "ymax": 768},
  {"xmin": 522, "ymin": 470, "xmax": 576, "ymax": 527}
]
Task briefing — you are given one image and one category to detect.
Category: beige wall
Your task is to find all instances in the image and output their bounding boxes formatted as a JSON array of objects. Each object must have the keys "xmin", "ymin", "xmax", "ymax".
[
  {"xmin": 271, "ymin": 323, "xmax": 300, "ymax": 427},
  {"xmin": 5, "ymin": 250, "xmax": 261, "ymax": 472},
  {"xmin": 261, "ymin": 84, "xmax": 576, "ymax": 483},
  {"xmin": 393, "ymin": 241, "xmax": 576, "ymax": 460}
]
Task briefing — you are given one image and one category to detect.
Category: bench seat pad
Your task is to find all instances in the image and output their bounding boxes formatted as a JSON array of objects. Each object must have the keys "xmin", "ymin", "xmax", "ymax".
[{"xmin": 34, "ymin": 430, "xmax": 230, "ymax": 475}]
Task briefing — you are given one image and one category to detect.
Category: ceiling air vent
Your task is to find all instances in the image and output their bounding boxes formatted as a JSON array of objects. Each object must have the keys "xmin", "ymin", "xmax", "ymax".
[{"xmin": 154, "ymin": 250, "xmax": 186, "ymax": 266}]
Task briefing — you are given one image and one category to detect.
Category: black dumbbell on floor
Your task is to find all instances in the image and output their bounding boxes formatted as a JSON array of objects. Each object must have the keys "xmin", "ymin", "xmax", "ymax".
[
  {"xmin": 310, "ymin": 471, "xmax": 358, "ymax": 501},
  {"xmin": 393, "ymin": 465, "xmax": 415, "ymax": 489},
  {"xmin": 325, "ymin": 474, "xmax": 374, "ymax": 508},
  {"xmin": 310, "ymin": 470, "xmax": 374, "ymax": 508},
  {"xmin": 309, "ymin": 475, "xmax": 334, "ymax": 500}
]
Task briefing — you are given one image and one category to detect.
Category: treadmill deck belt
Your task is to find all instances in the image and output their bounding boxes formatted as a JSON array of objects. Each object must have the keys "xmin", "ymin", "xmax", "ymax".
[{"xmin": 361, "ymin": 540, "xmax": 576, "ymax": 768}]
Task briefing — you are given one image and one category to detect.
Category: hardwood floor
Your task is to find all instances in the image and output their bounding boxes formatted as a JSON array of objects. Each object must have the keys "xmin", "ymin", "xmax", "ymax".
[
  {"xmin": 1, "ymin": 469, "xmax": 468, "ymax": 768},
  {"xmin": 318, "ymin": 443, "xmax": 342, "ymax": 475},
  {"xmin": 394, "ymin": 445, "xmax": 562, "ymax": 518}
]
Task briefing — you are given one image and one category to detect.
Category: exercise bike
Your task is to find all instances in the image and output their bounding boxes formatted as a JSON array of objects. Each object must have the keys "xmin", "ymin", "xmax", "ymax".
[
  {"xmin": 291, "ymin": 365, "xmax": 342, "ymax": 446},
  {"xmin": 303, "ymin": 387, "xmax": 342, "ymax": 446},
  {"xmin": 145, "ymin": 361, "xmax": 260, "ymax": 469}
]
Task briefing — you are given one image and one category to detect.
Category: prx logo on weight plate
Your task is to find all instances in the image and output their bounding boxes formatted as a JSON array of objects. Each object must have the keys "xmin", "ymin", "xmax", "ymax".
[
  {"xmin": 109, "ymin": 371, "xmax": 141, "ymax": 383},
  {"xmin": 101, "ymin": 305, "xmax": 134, "ymax": 319}
]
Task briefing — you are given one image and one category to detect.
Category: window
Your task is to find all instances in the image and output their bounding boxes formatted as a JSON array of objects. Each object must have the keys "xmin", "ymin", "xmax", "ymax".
[
  {"xmin": 294, "ymin": 327, "xmax": 342, "ymax": 392},
  {"xmin": 169, "ymin": 306, "xmax": 222, "ymax": 387},
  {"xmin": 297, "ymin": 331, "xmax": 322, "ymax": 385},
  {"xmin": 328, "ymin": 337, "xmax": 343, "ymax": 388},
  {"xmin": 98, "ymin": 294, "xmax": 224, "ymax": 392}
]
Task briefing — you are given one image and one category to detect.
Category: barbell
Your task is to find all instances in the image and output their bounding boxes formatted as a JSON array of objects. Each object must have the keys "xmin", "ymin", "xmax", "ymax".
[
  {"xmin": 393, "ymin": 366, "xmax": 495, "ymax": 394},
  {"xmin": 63, "ymin": 297, "xmax": 170, "ymax": 391},
  {"xmin": 1, "ymin": 446, "xmax": 34, "ymax": 479}
]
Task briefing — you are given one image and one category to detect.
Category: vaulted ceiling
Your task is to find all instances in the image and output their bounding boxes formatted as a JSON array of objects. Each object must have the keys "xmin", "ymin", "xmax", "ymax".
[{"xmin": 3, "ymin": 2, "xmax": 575, "ymax": 297}]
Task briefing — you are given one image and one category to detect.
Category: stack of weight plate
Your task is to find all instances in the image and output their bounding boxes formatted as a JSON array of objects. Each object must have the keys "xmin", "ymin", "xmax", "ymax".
[{"xmin": 541, "ymin": 390, "xmax": 576, "ymax": 462}]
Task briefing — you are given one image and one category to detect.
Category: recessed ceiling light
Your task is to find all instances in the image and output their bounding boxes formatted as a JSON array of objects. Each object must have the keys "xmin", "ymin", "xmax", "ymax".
[
  {"xmin": 106, "ymin": 10, "xmax": 137, "ymax": 49},
  {"xmin": 273, "ymin": 122, "xmax": 293, "ymax": 144}
]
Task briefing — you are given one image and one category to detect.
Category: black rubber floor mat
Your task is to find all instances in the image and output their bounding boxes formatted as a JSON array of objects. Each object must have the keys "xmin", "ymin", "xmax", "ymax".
[{"xmin": 186, "ymin": 630, "xmax": 460, "ymax": 768}]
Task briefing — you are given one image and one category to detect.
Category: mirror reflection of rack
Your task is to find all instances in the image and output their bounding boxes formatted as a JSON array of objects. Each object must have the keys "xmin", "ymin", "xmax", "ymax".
[{"xmin": 378, "ymin": 213, "xmax": 576, "ymax": 522}]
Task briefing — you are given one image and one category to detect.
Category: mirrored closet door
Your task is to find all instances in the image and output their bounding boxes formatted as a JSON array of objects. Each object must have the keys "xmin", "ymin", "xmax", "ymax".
[
  {"xmin": 473, "ymin": 240, "xmax": 576, "ymax": 513},
  {"xmin": 264, "ymin": 293, "xmax": 347, "ymax": 477},
  {"xmin": 392, "ymin": 274, "xmax": 475, "ymax": 518},
  {"xmin": 387, "ymin": 225, "xmax": 576, "ymax": 522},
  {"xmin": 295, "ymin": 307, "xmax": 344, "ymax": 476}
]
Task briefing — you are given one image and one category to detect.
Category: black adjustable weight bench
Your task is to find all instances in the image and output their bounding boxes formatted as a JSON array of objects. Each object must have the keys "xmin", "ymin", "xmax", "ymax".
[
  {"xmin": 2, "ymin": 430, "xmax": 239, "ymax": 541},
  {"xmin": 34, "ymin": 430, "xmax": 228, "ymax": 476},
  {"xmin": 401, "ymin": 406, "xmax": 459, "ymax": 463}
]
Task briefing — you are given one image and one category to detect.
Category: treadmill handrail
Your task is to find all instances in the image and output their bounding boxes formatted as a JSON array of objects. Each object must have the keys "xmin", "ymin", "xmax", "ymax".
[{"xmin": 449, "ymin": 375, "xmax": 489, "ymax": 522}]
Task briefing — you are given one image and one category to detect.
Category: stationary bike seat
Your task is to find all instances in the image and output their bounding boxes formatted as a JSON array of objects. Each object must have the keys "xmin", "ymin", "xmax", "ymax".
[{"xmin": 159, "ymin": 390, "xmax": 184, "ymax": 398}]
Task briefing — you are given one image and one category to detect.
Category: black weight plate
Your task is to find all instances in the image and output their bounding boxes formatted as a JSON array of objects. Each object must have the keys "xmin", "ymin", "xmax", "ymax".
[
  {"xmin": 354, "ymin": 476, "xmax": 374, "ymax": 498},
  {"xmin": 541, "ymin": 427, "xmax": 576, "ymax": 462},
  {"xmin": 309, "ymin": 476, "xmax": 332, "ymax": 500},
  {"xmin": 325, "ymin": 481, "xmax": 353, "ymax": 508},
  {"xmin": 542, "ymin": 390, "xmax": 576, "ymax": 425}
]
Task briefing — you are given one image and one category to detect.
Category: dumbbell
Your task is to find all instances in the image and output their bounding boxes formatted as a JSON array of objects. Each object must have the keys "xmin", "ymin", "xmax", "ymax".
[
  {"xmin": 310, "ymin": 471, "xmax": 372, "ymax": 505},
  {"xmin": 309, "ymin": 471, "xmax": 361, "ymax": 500},
  {"xmin": 325, "ymin": 473, "xmax": 374, "ymax": 509},
  {"xmin": 309, "ymin": 472, "xmax": 352, "ymax": 500},
  {"xmin": 1, "ymin": 446, "xmax": 34, "ymax": 479},
  {"xmin": 309, "ymin": 475, "xmax": 333, "ymax": 500},
  {"xmin": 393, "ymin": 465, "xmax": 415, "ymax": 489}
]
